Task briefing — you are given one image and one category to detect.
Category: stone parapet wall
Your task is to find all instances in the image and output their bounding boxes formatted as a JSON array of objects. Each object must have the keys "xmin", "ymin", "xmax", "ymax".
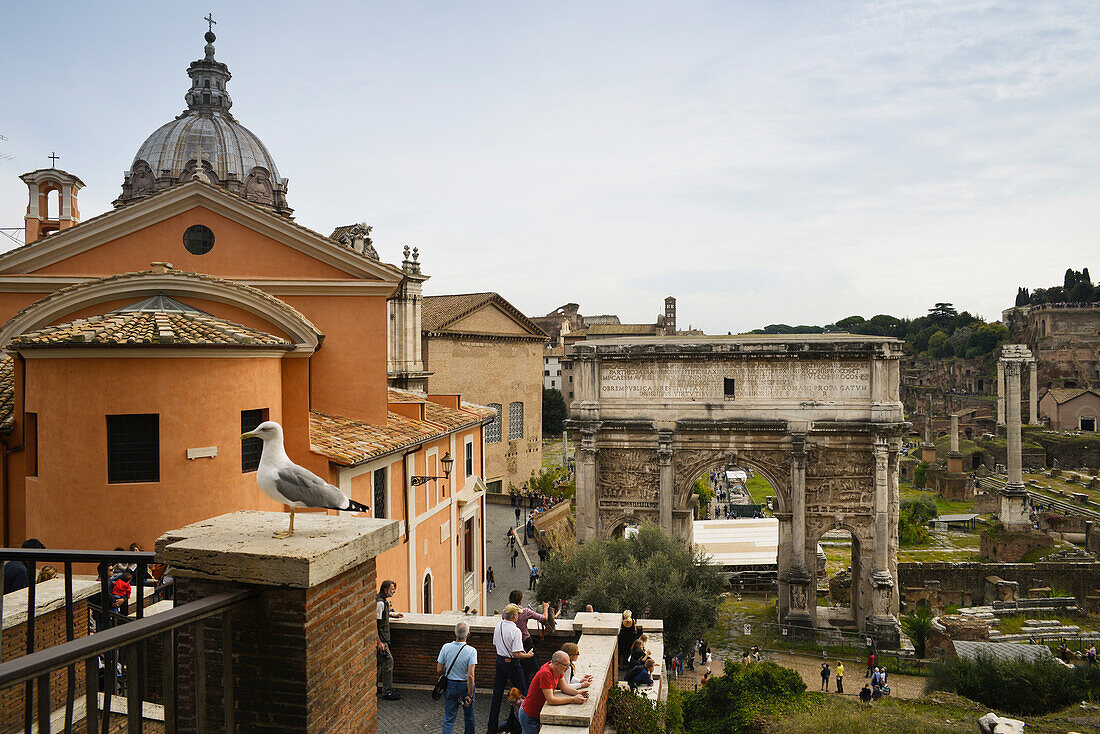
[
  {"xmin": 388, "ymin": 612, "xmax": 576, "ymax": 689},
  {"xmin": 532, "ymin": 500, "xmax": 576, "ymax": 553},
  {"xmin": 979, "ymin": 528, "xmax": 1054, "ymax": 562},
  {"xmin": 899, "ymin": 561, "xmax": 1100, "ymax": 609}
]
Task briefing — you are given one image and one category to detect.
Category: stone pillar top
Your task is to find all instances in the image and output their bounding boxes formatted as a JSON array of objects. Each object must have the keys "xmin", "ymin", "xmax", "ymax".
[{"xmin": 155, "ymin": 510, "xmax": 400, "ymax": 589}]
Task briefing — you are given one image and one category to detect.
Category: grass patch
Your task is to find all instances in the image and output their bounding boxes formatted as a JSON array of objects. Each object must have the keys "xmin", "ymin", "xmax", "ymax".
[{"xmin": 745, "ymin": 473, "xmax": 774, "ymax": 506}]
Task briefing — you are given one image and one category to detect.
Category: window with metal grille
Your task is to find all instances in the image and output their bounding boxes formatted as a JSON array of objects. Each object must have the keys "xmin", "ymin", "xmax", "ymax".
[
  {"xmin": 508, "ymin": 402, "xmax": 524, "ymax": 440},
  {"xmin": 465, "ymin": 438, "xmax": 474, "ymax": 476},
  {"xmin": 241, "ymin": 409, "xmax": 268, "ymax": 472},
  {"xmin": 373, "ymin": 467, "xmax": 387, "ymax": 519},
  {"xmin": 107, "ymin": 414, "xmax": 159, "ymax": 483},
  {"xmin": 486, "ymin": 404, "xmax": 502, "ymax": 443},
  {"xmin": 25, "ymin": 413, "xmax": 38, "ymax": 477}
]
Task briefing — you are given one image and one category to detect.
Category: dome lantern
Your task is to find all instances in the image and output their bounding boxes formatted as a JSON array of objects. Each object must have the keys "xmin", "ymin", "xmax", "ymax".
[{"xmin": 115, "ymin": 24, "xmax": 291, "ymax": 217}]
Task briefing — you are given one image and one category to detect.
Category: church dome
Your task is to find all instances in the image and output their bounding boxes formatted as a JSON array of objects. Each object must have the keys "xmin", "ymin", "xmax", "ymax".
[{"xmin": 116, "ymin": 29, "xmax": 291, "ymax": 215}]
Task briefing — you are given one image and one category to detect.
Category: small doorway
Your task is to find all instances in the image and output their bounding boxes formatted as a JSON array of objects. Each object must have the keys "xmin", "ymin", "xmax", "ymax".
[{"xmin": 1081, "ymin": 417, "xmax": 1097, "ymax": 432}]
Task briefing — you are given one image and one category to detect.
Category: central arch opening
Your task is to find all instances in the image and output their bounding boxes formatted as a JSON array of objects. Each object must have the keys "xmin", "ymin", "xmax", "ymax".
[{"xmin": 815, "ymin": 528, "xmax": 861, "ymax": 629}]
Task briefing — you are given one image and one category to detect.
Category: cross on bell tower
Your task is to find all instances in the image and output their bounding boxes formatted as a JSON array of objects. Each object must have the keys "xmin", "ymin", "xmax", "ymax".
[{"xmin": 48, "ymin": 152, "xmax": 60, "ymax": 168}]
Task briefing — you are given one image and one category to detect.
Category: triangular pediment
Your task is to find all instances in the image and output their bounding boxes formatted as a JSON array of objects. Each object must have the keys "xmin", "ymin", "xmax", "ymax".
[
  {"xmin": 449, "ymin": 304, "xmax": 536, "ymax": 336},
  {"xmin": 0, "ymin": 181, "xmax": 403, "ymax": 286}
]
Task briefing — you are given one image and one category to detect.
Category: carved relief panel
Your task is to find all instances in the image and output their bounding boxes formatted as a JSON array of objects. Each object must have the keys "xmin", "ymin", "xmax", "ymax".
[{"xmin": 804, "ymin": 447, "xmax": 874, "ymax": 517}]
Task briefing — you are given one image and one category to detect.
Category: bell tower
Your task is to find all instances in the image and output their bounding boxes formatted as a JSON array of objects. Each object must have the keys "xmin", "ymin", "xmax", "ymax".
[{"xmin": 20, "ymin": 164, "xmax": 84, "ymax": 243}]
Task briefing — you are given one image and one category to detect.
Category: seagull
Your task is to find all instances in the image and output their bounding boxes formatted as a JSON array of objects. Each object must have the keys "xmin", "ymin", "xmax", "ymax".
[{"xmin": 241, "ymin": 420, "xmax": 369, "ymax": 537}]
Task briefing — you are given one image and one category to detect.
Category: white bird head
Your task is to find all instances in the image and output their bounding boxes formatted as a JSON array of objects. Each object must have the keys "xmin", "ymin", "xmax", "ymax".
[{"xmin": 241, "ymin": 420, "xmax": 283, "ymax": 442}]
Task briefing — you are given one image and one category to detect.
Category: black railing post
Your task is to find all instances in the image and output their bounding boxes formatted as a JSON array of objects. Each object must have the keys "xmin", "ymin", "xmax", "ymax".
[
  {"xmin": 64, "ymin": 561, "xmax": 75, "ymax": 734},
  {"xmin": 26, "ymin": 558, "xmax": 36, "ymax": 734},
  {"xmin": 161, "ymin": 630, "xmax": 175, "ymax": 734},
  {"xmin": 83, "ymin": 655, "xmax": 97, "ymax": 734},
  {"xmin": 36, "ymin": 672, "xmax": 50, "ymax": 734},
  {"xmin": 125, "ymin": 644, "xmax": 140, "ymax": 734}
]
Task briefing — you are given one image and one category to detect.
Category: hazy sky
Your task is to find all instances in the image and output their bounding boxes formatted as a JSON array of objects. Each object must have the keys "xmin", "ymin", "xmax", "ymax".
[{"xmin": 2, "ymin": 1, "xmax": 1098, "ymax": 333}]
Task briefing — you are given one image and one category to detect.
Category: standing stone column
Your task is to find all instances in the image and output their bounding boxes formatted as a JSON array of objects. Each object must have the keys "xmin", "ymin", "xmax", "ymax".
[
  {"xmin": 868, "ymin": 436, "xmax": 900, "ymax": 647},
  {"xmin": 785, "ymin": 432, "xmax": 812, "ymax": 631},
  {"xmin": 921, "ymin": 396, "xmax": 937, "ymax": 464},
  {"xmin": 657, "ymin": 430, "xmax": 674, "ymax": 535},
  {"xmin": 997, "ymin": 361, "xmax": 1006, "ymax": 426},
  {"xmin": 156, "ymin": 511, "xmax": 400, "ymax": 734},
  {"xmin": 576, "ymin": 432, "xmax": 598, "ymax": 542},
  {"xmin": 947, "ymin": 414, "xmax": 963, "ymax": 474},
  {"xmin": 1029, "ymin": 360, "xmax": 1040, "ymax": 425},
  {"xmin": 1000, "ymin": 346, "xmax": 1033, "ymax": 530}
]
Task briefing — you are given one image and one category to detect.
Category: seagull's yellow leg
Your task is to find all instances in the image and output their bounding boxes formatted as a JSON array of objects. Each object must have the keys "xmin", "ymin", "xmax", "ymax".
[{"xmin": 274, "ymin": 507, "xmax": 296, "ymax": 538}]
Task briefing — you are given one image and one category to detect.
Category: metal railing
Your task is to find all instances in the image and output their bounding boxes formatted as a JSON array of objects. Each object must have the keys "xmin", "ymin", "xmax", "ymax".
[{"xmin": 0, "ymin": 548, "xmax": 256, "ymax": 733}]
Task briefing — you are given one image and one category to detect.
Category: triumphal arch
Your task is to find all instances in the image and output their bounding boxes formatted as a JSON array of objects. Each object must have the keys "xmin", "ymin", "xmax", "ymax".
[{"xmin": 567, "ymin": 335, "xmax": 906, "ymax": 645}]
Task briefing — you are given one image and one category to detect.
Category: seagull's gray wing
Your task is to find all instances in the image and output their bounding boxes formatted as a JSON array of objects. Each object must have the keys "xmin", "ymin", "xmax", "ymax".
[{"xmin": 274, "ymin": 465, "xmax": 348, "ymax": 510}]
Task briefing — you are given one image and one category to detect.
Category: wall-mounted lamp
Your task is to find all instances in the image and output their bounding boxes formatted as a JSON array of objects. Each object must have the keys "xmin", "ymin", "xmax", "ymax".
[{"xmin": 411, "ymin": 451, "xmax": 453, "ymax": 486}]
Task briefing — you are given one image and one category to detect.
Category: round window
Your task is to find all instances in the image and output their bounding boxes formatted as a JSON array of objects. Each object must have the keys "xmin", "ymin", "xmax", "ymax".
[{"xmin": 183, "ymin": 224, "xmax": 214, "ymax": 255}]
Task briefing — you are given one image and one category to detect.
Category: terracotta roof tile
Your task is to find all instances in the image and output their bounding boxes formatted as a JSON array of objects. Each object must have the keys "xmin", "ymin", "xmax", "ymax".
[
  {"xmin": 1046, "ymin": 387, "xmax": 1098, "ymax": 404},
  {"xmin": 312, "ymin": 394, "xmax": 494, "ymax": 467},
  {"xmin": 584, "ymin": 323, "xmax": 660, "ymax": 335},
  {"xmin": 0, "ymin": 355, "xmax": 13, "ymax": 427},
  {"xmin": 10, "ymin": 310, "xmax": 291, "ymax": 349}
]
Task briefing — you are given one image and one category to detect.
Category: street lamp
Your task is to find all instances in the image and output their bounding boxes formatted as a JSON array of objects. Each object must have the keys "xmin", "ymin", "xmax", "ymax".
[{"xmin": 410, "ymin": 451, "xmax": 454, "ymax": 486}]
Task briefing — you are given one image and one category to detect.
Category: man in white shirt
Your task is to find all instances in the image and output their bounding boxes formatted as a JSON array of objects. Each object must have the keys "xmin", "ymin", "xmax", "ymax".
[{"xmin": 486, "ymin": 604, "xmax": 533, "ymax": 734}]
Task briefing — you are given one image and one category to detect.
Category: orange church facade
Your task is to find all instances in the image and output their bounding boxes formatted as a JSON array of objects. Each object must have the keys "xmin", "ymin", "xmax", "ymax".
[{"xmin": 0, "ymin": 33, "xmax": 490, "ymax": 615}]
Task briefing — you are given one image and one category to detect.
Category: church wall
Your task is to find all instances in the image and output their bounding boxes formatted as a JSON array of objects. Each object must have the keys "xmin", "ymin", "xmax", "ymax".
[
  {"xmin": 28, "ymin": 207, "xmax": 360, "ymax": 281},
  {"xmin": 21, "ymin": 354, "xmax": 284, "ymax": 552},
  {"xmin": 280, "ymin": 294, "xmax": 388, "ymax": 425},
  {"xmin": 424, "ymin": 335, "xmax": 542, "ymax": 493}
]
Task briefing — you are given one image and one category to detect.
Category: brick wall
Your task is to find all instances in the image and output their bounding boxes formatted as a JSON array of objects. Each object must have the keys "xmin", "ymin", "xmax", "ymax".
[
  {"xmin": 0, "ymin": 598, "xmax": 89, "ymax": 733},
  {"xmin": 588, "ymin": 653, "xmax": 614, "ymax": 734},
  {"xmin": 899, "ymin": 561, "xmax": 1100, "ymax": 606},
  {"xmin": 979, "ymin": 529, "xmax": 1054, "ymax": 562},
  {"xmin": 173, "ymin": 559, "xmax": 378, "ymax": 734},
  {"xmin": 388, "ymin": 622, "xmax": 576, "ymax": 689}
]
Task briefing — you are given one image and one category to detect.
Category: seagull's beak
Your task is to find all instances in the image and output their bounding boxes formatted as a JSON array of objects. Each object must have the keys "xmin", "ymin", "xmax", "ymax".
[{"xmin": 241, "ymin": 431, "xmax": 255, "ymax": 440}]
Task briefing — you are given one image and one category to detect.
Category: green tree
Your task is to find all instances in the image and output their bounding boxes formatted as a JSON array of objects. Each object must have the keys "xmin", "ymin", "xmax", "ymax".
[
  {"xmin": 967, "ymin": 322, "xmax": 1009, "ymax": 355},
  {"xmin": 928, "ymin": 302, "xmax": 957, "ymax": 325},
  {"xmin": 1015, "ymin": 287, "xmax": 1029, "ymax": 306},
  {"xmin": 694, "ymin": 476, "xmax": 714, "ymax": 508},
  {"xmin": 536, "ymin": 523, "xmax": 725, "ymax": 653},
  {"xmin": 927, "ymin": 330, "xmax": 952, "ymax": 358},
  {"xmin": 542, "ymin": 388, "xmax": 567, "ymax": 436}
]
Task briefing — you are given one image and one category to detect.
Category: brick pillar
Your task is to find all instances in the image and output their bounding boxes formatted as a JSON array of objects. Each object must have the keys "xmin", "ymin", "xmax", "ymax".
[{"xmin": 156, "ymin": 510, "xmax": 400, "ymax": 734}]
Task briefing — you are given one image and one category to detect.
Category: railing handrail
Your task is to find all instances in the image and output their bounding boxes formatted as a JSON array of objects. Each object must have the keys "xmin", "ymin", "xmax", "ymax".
[
  {"xmin": 0, "ymin": 587, "xmax": 258, "ymax": 689},
  {"xmin": 0, "ymin": 548, "xmax": 156, "ymax": 563}
]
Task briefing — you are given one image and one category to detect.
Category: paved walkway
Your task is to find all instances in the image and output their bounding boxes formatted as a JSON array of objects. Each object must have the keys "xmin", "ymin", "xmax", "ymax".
[
  {"xmin": 378, "ymin": 687, "xmax": 496, "ymax": 734},
  {"xmin": 485, "ymin": 500, "xmax": 538, "ymax": 612}
]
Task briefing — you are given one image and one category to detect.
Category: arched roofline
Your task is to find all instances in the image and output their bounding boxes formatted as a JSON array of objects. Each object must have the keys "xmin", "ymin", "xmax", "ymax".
[{"xmin": 0, "ymin": 269, "xmax": 323, "ymax": 352}]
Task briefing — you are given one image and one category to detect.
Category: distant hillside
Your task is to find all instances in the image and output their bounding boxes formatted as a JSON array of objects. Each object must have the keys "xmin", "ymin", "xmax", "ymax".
[{"xmin": 752, "ymin": 302, "xmax": 1008, "ymax": 359}]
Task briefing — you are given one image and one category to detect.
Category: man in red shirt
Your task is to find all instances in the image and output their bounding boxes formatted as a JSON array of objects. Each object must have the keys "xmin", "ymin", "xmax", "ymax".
[{"xmin": 519, "ymin": 650, "xmax": 587, "ymax": 733}]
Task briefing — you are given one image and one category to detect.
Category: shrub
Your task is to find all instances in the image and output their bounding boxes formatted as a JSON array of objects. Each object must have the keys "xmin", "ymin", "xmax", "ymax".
[
  {"xmin": 913, "ymin": 462, "xmax": 928, "ymax": 489},
  {"xmin": 608, "ymin": 685, "xmax": 663, "ymax": 734},
  {"xmin": 681, "ymin": 659, "xmax": 806, "ymax": 733},
  {"xmin": 901, "ymin": 605, "xmax": 932, "ymax": 657},
  {"xmin": 928, "ymin": 651, "xmax": 1100, "ymax": 715},
  {"xmin": 664, "ymin": 684, "xmax": 685, "ymax": 734}
]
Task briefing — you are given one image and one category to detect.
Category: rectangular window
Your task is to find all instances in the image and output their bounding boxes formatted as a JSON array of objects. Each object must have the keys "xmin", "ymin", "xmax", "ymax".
[
  {"xmin": 373, "ymin": 467, "xmax": 387, "ymax": 519},
  {"xmin": 544, "ymin": 370, "xmax": 550, "ymax": 376},
  {"xmin": 465, "ymin": 438, "xmax": 474, "ymax": 476},
  {"xmin": 486, "ymin": 404, "xmax": 502, "ymax": 444},
  {"xmin": 241, "ymin": 408, "xmax": 268, "ymax": 473},
  {"xmin": 724, "ymin": 378, "xmax": 736, "ymax": 399},
  {"xmin": 463, "ymin": 518, "xmax": 474, "ymax": 574},
  {"xmin": 107, "ymin": 414, "xmax": 159, "ymax": 483},
  {"xmin": 487, "ymin": 480, "xmax": 502, "ymax": 494},
  {"xmin": 508, "ymin": 402, "xmax": 524, "ymax": 440},
  {"xmin": 25, "ymin": 413, "xmax": 38, "ymax": 478}
]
